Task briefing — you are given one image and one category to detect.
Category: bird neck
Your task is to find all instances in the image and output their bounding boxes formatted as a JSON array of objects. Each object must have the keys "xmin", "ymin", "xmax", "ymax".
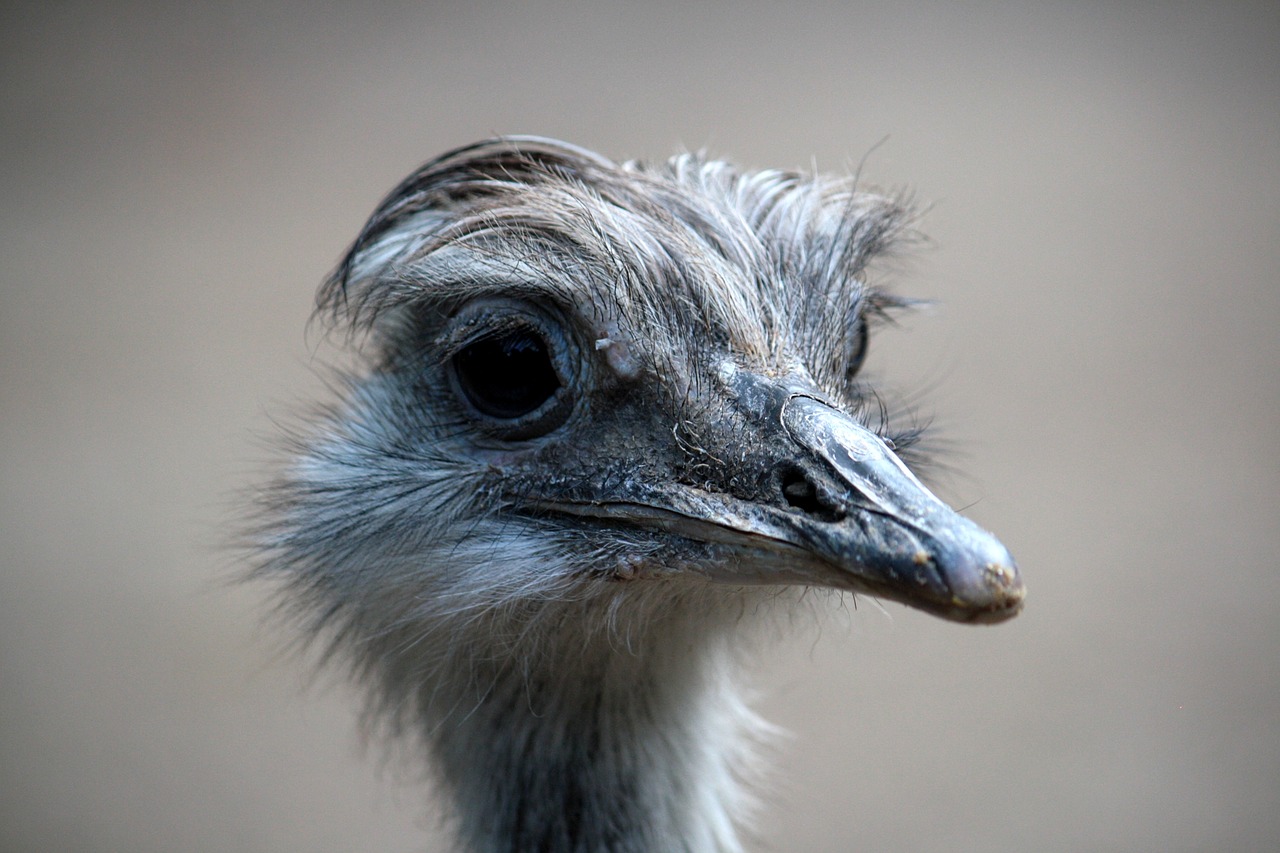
[{"xmin": 424, "ymin": 590, "xmax": 765, "ymax": 853}]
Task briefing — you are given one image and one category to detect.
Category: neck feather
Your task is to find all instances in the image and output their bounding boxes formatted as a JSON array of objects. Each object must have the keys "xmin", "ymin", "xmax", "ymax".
[{"xmin": 413, "ymin": 584, "xmax": 772, "ymax": 853}]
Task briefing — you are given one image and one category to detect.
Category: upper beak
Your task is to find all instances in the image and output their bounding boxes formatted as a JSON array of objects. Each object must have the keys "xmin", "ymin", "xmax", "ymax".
[{"xmin": 526, "ymin": 371, "xmax": 1024, "ymax": 624}]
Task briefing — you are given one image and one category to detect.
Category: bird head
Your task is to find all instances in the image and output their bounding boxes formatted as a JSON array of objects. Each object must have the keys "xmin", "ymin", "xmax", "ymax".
[{"xmin": 265, "ymin": 137, "xmax": 1022, "ymax": 662}]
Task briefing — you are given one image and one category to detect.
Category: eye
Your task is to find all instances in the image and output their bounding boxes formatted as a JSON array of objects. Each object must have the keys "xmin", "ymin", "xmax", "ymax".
[
  {"xmin": 845, "ymin": 315, "xmax": 869, "ymax": 382},
  {"xmin": 453, "ymin": 328, "xmax": 561, "ymax": 419},
  {"xmin": 443, "ymin": 300, "xmax": 580, "ymax": 441}
]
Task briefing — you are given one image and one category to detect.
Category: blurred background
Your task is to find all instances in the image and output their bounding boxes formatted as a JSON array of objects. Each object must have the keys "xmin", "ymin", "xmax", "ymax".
[{"xmin": 2, "ymin": 2, "xmax": 1277, "ymax": 851}]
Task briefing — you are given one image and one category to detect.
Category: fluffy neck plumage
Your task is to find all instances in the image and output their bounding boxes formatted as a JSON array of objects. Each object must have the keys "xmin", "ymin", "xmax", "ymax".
[{"xmin": 413, "ymin": 584, "xmax": 770, "ymax": 853}]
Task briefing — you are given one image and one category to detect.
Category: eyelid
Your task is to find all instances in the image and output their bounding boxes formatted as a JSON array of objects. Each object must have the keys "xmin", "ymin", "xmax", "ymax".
[{"xmin": 438, "ymin": 312, "xmax": 540, "ymax": 360}]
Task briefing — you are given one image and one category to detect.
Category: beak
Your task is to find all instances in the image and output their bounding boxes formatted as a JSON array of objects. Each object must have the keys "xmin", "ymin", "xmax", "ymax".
[
  {"xmin": 527, "ymin": 371, "xmax": 1024, "ymax": 624},
  {"xmin": 773, "ymin": 394, "xmax": 1024, "ymax": 623}
]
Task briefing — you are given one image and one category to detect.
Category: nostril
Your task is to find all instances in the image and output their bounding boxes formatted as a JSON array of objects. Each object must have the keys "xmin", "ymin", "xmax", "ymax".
[
  {"xmin": 778, "ymin": 465, "xmax": 845, "ymax": 522},
  {"xmin": 781, "ymin": 470, "xmax": 816, "ymax": 508}
]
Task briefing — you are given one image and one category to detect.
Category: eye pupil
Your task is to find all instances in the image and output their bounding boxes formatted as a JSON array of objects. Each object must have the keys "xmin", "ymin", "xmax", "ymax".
[{"xmin": 453, "ymin": 329, "xmax": 560, "ymax": 420}]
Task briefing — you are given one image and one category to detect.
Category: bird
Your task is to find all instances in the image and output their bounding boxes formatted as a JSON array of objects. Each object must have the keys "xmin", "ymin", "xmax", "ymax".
[{"xmin": 253, "ymin": 135, "xmax": 1024, "ymax": 853}]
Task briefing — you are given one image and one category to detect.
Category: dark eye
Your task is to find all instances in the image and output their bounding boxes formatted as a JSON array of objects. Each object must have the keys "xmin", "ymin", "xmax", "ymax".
[
  {"xmin": 453, "ymin": 328, "xmax": 561, "ymax": 420},
  {"xmin": 846, "ymin": 316, "xmax": 869, "ymax": 381}
]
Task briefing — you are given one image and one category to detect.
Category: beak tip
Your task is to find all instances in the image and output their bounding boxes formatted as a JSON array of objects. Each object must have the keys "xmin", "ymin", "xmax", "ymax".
[{"xmin": 950, "ymin": 557, "xmax": 1025, "ymax": 623}]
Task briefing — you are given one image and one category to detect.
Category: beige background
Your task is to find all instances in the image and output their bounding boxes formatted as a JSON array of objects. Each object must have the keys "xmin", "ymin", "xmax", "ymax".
[{"xmin": 3, "ymin": 2, "xmax": 1277, "ymax": 851}]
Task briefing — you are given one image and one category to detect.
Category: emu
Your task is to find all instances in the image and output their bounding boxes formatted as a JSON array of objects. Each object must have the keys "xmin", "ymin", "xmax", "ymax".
[{"xmin": 255, "ymin": 136, "xmax": 1024, "ymax": 853}]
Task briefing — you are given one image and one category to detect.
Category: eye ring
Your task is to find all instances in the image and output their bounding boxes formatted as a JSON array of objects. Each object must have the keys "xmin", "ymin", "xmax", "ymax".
[{"xmin": 444, "ymin": 300, "xmax": 579, "ymax": 440}]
